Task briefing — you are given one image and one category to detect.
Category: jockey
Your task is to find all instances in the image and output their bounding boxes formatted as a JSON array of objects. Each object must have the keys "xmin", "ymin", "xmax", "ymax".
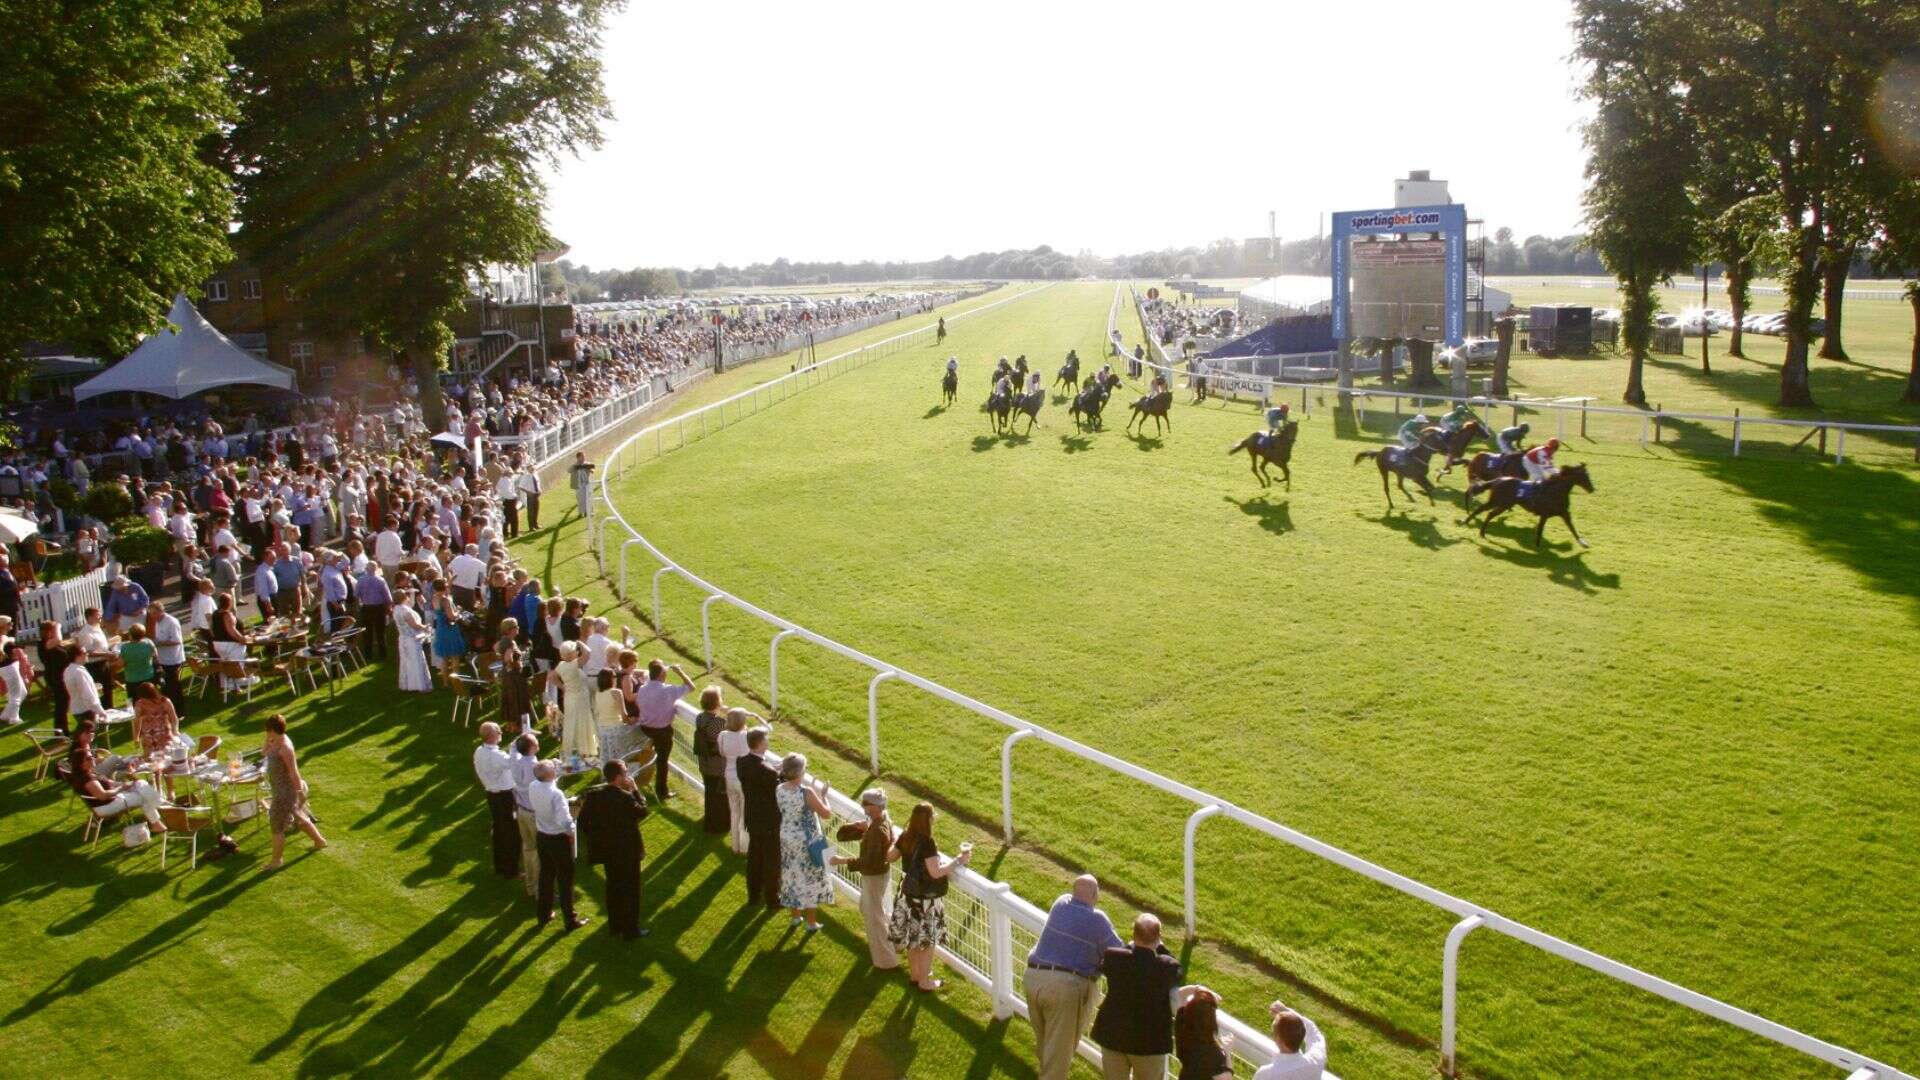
[
  {"xmin": 1150, "ymin": 374, "xmax": 1168, "ymax": 396},
  {"xmin": 1265, "ymin": 402, "xmax": 1291, "ymax": 434},
  {"xmin": 1497, "ymin": 422, "xmax": 1530, "ymax": 455},
  {"xmin": 1026, "ymin": 371, "xmax": 1043, "ymax": 395},
  {"xmin": 1397, "ymin": 413, "xmax": 1431, "ymax": 450},
  {"xmin": 1438, "ymin": 401, "xmax": 1478, "ymax": 434},
  {"xmin": 1098, "ymin": 363, "xmax": 1115, "ymax": 387},
  {"xmin": 993, "ymin": 373, "xmax": 1012, "ymax": 400},
  {"xmin": 1523, "ymin": 438, "xmax": 1561, "ymax": 482},
  {"xmin": 945, "ymin": 355, "xmax": 958, "ymax": 375}
]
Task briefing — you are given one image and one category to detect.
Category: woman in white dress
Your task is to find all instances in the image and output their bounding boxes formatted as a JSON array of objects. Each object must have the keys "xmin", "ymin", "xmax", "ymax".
[
  {"xmin": 546, "ymin": 641, "xmax": 598, "ymax": 761},
  {"xmin": 718, "ymin": 708, "xmax": 769, "ymax": 854},
  {"xmin": 392, "ymin": 589, "xmax": 434, "ymax": 693}
]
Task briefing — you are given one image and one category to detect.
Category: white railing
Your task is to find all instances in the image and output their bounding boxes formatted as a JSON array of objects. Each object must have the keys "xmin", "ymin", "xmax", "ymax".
[
  {"xmin": 1126, "ymin": 286, "xmax": 1920, "ymax": 465},
  {"xmin": 585, "ymin": 282, "xmax": 1913, "ymax": 1080},
  {"xmin": 1484, "ymin": 277, "xmax": 1912, "ymax": 302},
  {"xmin": 492, "ymin": 385, "xmax": 658, "ymax": 472},
  {"xmin": 19, "ymin": 565, "xmax": 110, "ymax": 634}
]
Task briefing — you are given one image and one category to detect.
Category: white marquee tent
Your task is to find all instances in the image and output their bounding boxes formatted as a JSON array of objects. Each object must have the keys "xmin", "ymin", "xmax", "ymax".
[{"xmin": 74, "ymin": 293, "xmax": 298, "ymax": 402}]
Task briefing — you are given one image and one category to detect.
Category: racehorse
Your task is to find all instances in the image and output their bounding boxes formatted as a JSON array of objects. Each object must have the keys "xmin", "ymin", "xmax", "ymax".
[
  {"xmin": 1462, "ymin": 447, "xmax": 1526, "ymax": 508},
  {"xmin": 1433, "ymin": 420, "xmax": 1493, "ymax": 473},
  {"xmin": 1069, "ymin": 379, "xmax": 1112, "ymax": 431},
  {"xmin": 1466, "ymin": 465, "xmax": 1589, "ymax": 545},
  {"xmin": 1464, "ymin": 464, "xmax": 1594, "ymax": 548},
  {"xmin": 1228, "ymin": 423, "xmax": 1299, "ymax": 489},
  {"xmin": 1011, "ymin": 356, "xmax": 1029, "ymax": 393},
  {"xmin": 1127, "ymin": 390, "xmax": 1175, "ymax": 436},
  {"xmin": 1012, "ymin": 388, "xmax": 1045, "ymax": 434},
  {"xmin": 1352, "ymin": 435, "xmax": 1446, "ymax": 508},
  {"xmin": 984, "ymin": 384, "xmax": 1013, "ymax": 433},
  {"xmin": 1054, "ymin": 355, "xmax": 1081, "ymax": 394},
  {"xmin": 941, "ymin": 368, "xmax": 957, "ymax": 407}
]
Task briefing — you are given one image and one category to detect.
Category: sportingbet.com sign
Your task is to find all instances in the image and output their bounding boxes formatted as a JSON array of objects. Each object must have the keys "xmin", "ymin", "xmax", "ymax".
[{"xmin": 1330, "ymin": 203, "xmax": 1468, "ymax": 347}]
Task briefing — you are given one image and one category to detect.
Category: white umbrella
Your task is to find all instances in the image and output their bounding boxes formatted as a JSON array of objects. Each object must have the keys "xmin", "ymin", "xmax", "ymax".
[
  {"xmin": 0, "ymin": 509, "xmax": 39, "ymax": 545},
  {"xmin": 430, "ymin": 431, "xmax": 468, "ymax": 451}
]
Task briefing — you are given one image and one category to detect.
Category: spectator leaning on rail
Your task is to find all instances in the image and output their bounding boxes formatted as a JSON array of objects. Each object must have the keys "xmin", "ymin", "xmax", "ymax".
[
  {"xmin": 888, "ymin": 801, "xmax": 973, "ymax": 992},
  {"xmin": 831, "ymin": 788, "xmax": 901, "ymax": 971},
  {"xmin": 1090, "ymin": 913, "xmax": 1185, "ymax": 1080},
  {"xmin": 1026, "ymin": 874, "xmax": 1126, "ymax": 1080},
  {"xmin": 1250, "ymin": 1000, "xmax": 1327, "ymax": 1080}
]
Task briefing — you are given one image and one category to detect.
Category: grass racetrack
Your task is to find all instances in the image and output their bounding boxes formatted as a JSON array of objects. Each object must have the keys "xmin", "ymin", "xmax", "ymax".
[{"xmin": 591, "ymin": 282, "xmax": 1919, "ymax": 1078}]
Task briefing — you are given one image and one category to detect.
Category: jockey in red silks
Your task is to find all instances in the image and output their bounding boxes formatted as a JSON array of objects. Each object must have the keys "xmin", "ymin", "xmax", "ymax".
[{"xmin": 1522, "ymin": 438, "xmax": 1562, "ymax": 482}]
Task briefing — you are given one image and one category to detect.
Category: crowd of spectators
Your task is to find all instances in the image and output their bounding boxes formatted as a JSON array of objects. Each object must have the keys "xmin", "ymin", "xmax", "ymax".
[
  {"xmin": 575, "ymin": 289, "xmax": 959, "ymax": 377},
  {"xmin": 1139, "ymin": 296, "xmax": 1241, "ymax": 353}
]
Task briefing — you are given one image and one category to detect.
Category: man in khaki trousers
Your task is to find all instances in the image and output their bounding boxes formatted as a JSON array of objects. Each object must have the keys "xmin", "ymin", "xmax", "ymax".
[
  {"xmin": 509, "ymin": 732, "xmax": 541, "ymax": 898},
  {"xmin": 833, "ymin": 789, "xmax": 901, "ymax": 970},
  {"xmin": 1025, "ymin": 875, "xmax": 1125, "ymax": 1079}
]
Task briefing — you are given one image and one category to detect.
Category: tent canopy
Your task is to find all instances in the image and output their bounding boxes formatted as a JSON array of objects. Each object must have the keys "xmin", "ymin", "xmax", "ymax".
[{"xmin": 74, "ymin": 293, "xmax": 298, "ymax": 402}]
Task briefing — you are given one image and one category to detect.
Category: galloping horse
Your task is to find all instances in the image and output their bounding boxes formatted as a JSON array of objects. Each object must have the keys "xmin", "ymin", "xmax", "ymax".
[
  {"xmin": 1012, "ymin": 388, "xmax": 1046, "ymax": 434},
  {"xmin": 1069, "ymin": 378, "xmax": 1112, "ymax": 431},
  {"xmin": 1461, "ymin": 447, "xmax": 1526, "ymax": 508},
  {"xmin": 941, "ymin": 367, "xmax": 957, "ymax": 407},
  {"xmin": 1054, "ymin": 354, "xmax": 1081, "ymax": 394},
  {"xmin": 984, "ymin": 384, "xmax": 1013, "ymax": 433},
  {"xmin": 1127, "ymin": 390, "xmax": 1175, "ymax": 436},
  {"xmin": 1464, "ymin": 464, "xmax": 1595, "ymax": 547},
  {"xmin": 1228, "ymin": 423, "xmax": 1299, "ymax": 489},
  {"xmin": 1353, "ymin": 435, "xmax": 1446, "ymax": 508},
  {"xmin": 1433, "ymin": 420, "xmax": 1493, "ymax": 473}
]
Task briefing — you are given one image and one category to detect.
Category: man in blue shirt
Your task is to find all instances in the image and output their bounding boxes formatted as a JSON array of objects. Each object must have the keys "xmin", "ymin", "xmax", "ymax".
[
  {"xmin": 253, "ymin": 550, "xmax": 279, "ymax": 625},
  {"xmin": 509, "ymin": 574, "xmax": 542, "ymax": 646},
  {"xmin": 318, "ymin": 554, "xmax": 349, "ymax": 631},
  {"xmin": 353, "ymin": 564, "xmax": 393, "ymax": 661},
  {"xmin": 1025, "ymin": 875, "xmax": 1125, "ymax": 1080},
  {"xmin": 102, "ymin": 575, "xmax": 151, "ymax": 636},
  {"xmin": 271, "ymin": 544, "xmax": 303, "ymax": 619}
]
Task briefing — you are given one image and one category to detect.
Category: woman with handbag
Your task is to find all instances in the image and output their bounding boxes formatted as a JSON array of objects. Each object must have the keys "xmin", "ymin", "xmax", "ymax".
[
  {"xmin": 774, "ymin": 752, "xmax": 835, "ymax": 934},
  {"xmin": 263, "ymin": 712, "xmax": 328, "ymax": 871},
  {"xmin": 888, "ymin": 801, "xmax": 973, "ymax": 992}
]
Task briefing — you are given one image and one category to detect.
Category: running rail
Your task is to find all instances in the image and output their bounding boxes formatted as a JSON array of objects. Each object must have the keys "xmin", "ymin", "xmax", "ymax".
[{"xmin": 592, "ymin": 283, "xmax": 1911, "ymax": 1080}]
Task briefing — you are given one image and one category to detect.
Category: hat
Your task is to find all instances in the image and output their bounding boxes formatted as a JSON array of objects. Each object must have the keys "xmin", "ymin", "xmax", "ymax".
[
  {"xmin": 113, "ymin": 575, "xmax": 131, "ymax": 587},
  {"xmin": 858, "ymin": 789, "xmax": 887, "ymax": 808}
]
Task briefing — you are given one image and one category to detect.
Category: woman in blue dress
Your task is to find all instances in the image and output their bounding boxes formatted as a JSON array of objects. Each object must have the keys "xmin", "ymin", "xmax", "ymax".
[{"xmin": 430, "ymin": 581, "xmax": 468, "ymax": 679}]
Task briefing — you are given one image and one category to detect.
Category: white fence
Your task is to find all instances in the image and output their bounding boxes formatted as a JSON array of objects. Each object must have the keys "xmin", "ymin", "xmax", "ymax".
[
  {"xmin": 581, "ymin": 282, "xmax": 1914, "ymax": 1080},
  {"xmin": 494, "ymin": 385, "xmax": 658, "ymax": 471},
  {"xmin": 19, "ymin": 565, "xmax": 110, "ymax": 635},
  {"xmin": 1128, "ymin": 287, "xmax": 1920, "ymax": 465},
  {"xmin": 1485, "ymin": 277, "xmax": 1912, "ymax": 302}
]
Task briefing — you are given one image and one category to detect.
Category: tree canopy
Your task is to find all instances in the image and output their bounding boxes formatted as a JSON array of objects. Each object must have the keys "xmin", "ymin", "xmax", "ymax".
[{"xmin": 0, "ymin": 0, "xmax": 248, "ymax": 374}]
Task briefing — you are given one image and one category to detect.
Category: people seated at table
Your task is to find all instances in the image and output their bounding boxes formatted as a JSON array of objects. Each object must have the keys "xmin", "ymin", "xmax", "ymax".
[{"xmin": 66, "ymin": 719, "xmax": 167, "ymax": 833}]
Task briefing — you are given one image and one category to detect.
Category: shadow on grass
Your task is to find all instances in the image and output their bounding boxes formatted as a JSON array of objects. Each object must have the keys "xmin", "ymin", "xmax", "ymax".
[
  {"xmin": 1643, "ymin": 353, "xmax": 1920, "ymax": 429},
  {"xmin": 1358, "ymin": 510, "xmax": 1462, "ymax": 550},
  {"xmin": 922, "ymin": 405, "xmax": 948, "ymax": 419},
  {"xmin": 1225, "ymin": 495, "xmax": 1293, "ymax": 535},
  {"xmin": 1128, "ymin": 433, "xmax": 1165, "ymax": 451},
  {"xmin": 1058, "ymin": 434, "xmax": 1093, "ymax": 454}
]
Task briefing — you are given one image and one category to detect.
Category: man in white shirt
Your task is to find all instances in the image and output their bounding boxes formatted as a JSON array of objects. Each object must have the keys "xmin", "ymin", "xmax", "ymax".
[
  {"xmin": 509, "ymin": 732, "xmax": 542, "ymax": 898},
  {"xmin": 494, "ymin": 471, "xmax": 520, "ymax": 539},
  {"xmin": 64, "ymin": 661, "xmax": 104, "ymax": 726},
  {"xmin": 528, "ymin": 760, "xmax": 587, "ymax": 931},
  {"xmin": 146, "ymin": 600, "xmax": 188, "ymax": 719},
  {"xmin": 516, "ymin": 463, "xmax": 543, "ymax": 530},
  {"xmin": 581, "ymin": 618, "xmax": 613, "ymax": 678},
  {"xmin": 472, "ymin": 722, "xmax": 520, "ymax": 879},
  {"xmin": 1251, "ymin": 1002, "xmax": 1327, "ymax": 1080},
  {"xmin": 446, "ymin": 543, "xmax": 486, "ymax": 609},
  {"xmin": 373, "ymin": 523, "xmax": 404, "ymax": 575}
]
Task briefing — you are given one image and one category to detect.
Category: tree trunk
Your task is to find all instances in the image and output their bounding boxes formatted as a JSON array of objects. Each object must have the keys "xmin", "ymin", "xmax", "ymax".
[
  {"xmin": 1906, "ymin": 286, "xmax": 1920, "ymax": 404},
  {"xmin": 1408, "ymin": 339, "xmax": 1440, "ymax": 389},
  {"xmin": 411, "ymin": 347, "xmax": 447, "ymax": 433},
  {"xmin": 1726, "ymin": 260, "xmax": 1748, "ymax": 359},
  {"xmin": 1491, "ymin": 317, "xmax": 1515, "ymax": 399},
  {"xmin": 1621, "ymin": 270, "xmax": 1651, "ymax": 407},
  {"xmin": 1818, "ymin": 247, "xmax": 1848, "ymax": 360},
  {"xmin": 1779, "ymin": 230, "xmax": 1819, "ymax": 406}
]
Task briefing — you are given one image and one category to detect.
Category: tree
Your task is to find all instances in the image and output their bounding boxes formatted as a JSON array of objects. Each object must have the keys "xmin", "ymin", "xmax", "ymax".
[
  {"xmin": 1678, "ymin": 0, "xmax": 1910, "ymax": 406},
  {"xmin": 0, "ymin": 0, "xmax": 247, "ymax": 376},
  {"xmin": 1863, "ymin": 48, "xmax": 1920, "ymax": 403},
  {"xmin": 224, "ymin": 0, "xmax": 619, "ymax": 430},
  {"xmin": 1574, "ymin": 0, "xmax": 1701, "ymax": 406}
]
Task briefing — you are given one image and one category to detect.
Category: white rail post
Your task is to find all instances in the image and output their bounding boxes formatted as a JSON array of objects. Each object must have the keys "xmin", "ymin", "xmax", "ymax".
[
  {"xmin": 700, "ymin": 594, "xmax": 724, "ymax": 671},
  {"xmin": 769, "ymin": 628, "xmax": 799, "ymax": 711},
  {"xmin": 651, "ymin": 566, "xmax": 673, "ymax": 630},
  {"xmin": 1834, "ymin": 427, "xmax": 1846, "ymax": 464},
  {"xmin": 1441, "ymin": 914, "xmax": 1487, "ymax": 1078},
  {"xmin": 1183, "ymin": 804, "xmax": 1224, "ymax": 937},
  {"xmin": 1733, "ymin": 409, "xmax": 1742, "ymax": 456},
  {"xmin": 866, "ymin": 671, "xmax": 896, "ymax": 775},
  {"xmin": 1000, "ymin": 729, "xmax": 1036, "ymax": 843},
  {"xmin": 986, "ymin": 880, "xmax": 1018, "ymax": 1018},
  {"xmin": 617, "ymin": 538, "xmax": 646, "ymax": 601}
]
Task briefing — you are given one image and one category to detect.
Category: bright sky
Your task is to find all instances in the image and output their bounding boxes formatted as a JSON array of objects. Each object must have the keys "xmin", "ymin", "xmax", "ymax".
[{"xmin": 541, "ymin": 0, "xmax": 1592, "ymax": 270}]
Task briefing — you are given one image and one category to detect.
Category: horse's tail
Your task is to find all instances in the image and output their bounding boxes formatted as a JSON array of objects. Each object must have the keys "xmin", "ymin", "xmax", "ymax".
[
  {"xmin": 1353, "ymin": 450, "xmax": 1382, "ymax": 465},
  {"xmin": 1465, "ymin": 478, "xmax": 1500, "ymax": 497},
  {"xmin": 1228, "ymin": 435, "xmax": 1253, "ymax": 455}
]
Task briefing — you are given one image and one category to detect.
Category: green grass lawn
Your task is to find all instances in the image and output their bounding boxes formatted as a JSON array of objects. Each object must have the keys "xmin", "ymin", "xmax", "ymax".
[
  {"xmin": 0, "ymin": 652, "xmax": 1063, "ymax": 1078},
  {"xmin": 575, "ymin": 282, "xmax": 1918, "ymax": 1079}
]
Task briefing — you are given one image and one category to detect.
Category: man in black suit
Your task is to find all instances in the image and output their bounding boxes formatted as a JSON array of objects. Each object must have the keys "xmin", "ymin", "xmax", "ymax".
[
  {"xmin": 735, "ymin": 728, "xmax": 782, "ymax": 910},
  {"xmin": 1089, "ymin": 913, "xmax": 1184, "ymax": 1079},
  {"xmin": 576, "ymin": 759, "xmax": 651, "ymax": 939}
]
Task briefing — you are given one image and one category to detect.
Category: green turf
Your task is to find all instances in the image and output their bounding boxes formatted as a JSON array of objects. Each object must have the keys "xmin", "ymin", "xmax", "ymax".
[{"xmin": 578, "ymin": 282, "xmax": 1918, "ymax": 1079}]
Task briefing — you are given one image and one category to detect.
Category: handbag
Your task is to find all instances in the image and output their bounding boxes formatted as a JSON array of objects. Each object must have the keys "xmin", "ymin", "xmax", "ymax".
[
  {"xmin": 122, "ymin": 822, "xmax": 151, "ymax": 848},
  {"xmin": 901, "ymin": 838, "xmax": 948, "ymax": 900},
  {"xmin": 801, "ymin": 804, "xmax": 829, "ymax": 869}
]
